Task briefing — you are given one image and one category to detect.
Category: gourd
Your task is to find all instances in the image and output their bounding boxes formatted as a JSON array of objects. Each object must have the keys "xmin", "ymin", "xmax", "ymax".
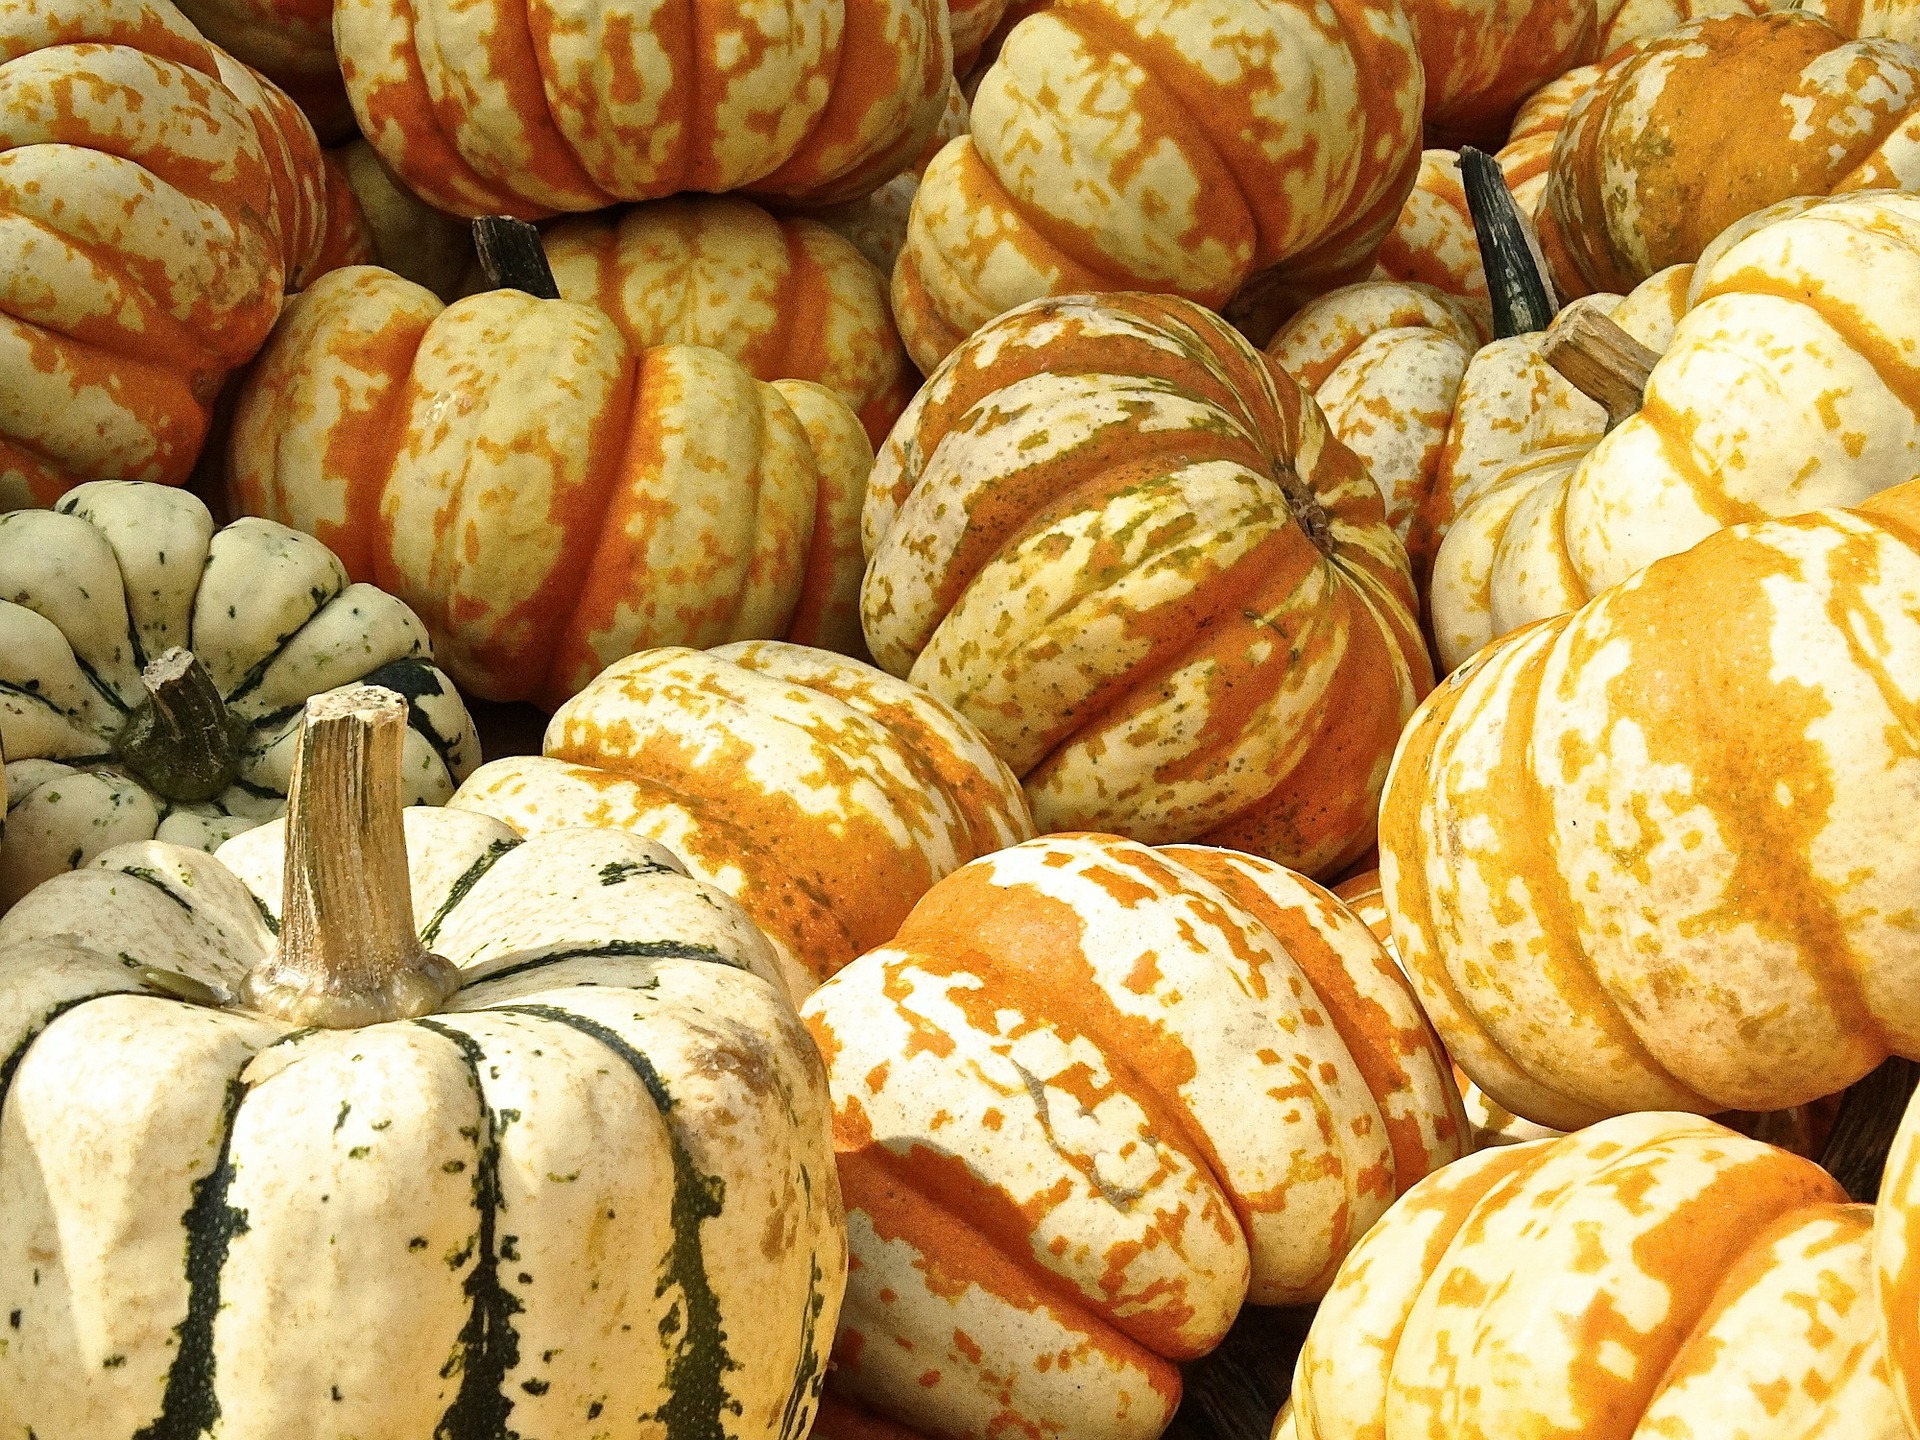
[
  {"xmin": 802, "ymin": 832, "xmax": 1468, "ymax": 1440},
  {"xmin": 812, "ymin": 76, "xmax": 969, "ymax": 277},
  {"xmin": 449, "ymin": 640, "xmax": 1035, "ymax": 1000},
  {"xmin": 0, "ymin": 685, "xmax": 844, "ymax": 1436},
  {"xmin": 172, "ymin": 0, "xmax": 353, "ymax": 140},
  {"xmin": 226, "ymin": 219, "xmax": 873, "ymax": 706},
  {"xmin": 0, "ymin": 482, "xmax": 476, "ymax": 910},
  {"xmin": 324, "ymin": 140, "xmax": 475, "ymax": 300},
  {"xmin": 862, "ymin": 291, "xmax": 1433, "ymax": 879}
]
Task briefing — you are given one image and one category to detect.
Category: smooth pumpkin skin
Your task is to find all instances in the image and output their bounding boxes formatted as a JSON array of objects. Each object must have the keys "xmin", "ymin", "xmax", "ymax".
[
  {"xmin": 803, "ymin": 833, "xmax": 1467, "ymax": 1440},
  {"xmin": 1540, "ymin": 11, "xmax": 1920, "ymax": 296},
  {"xmin": 0, "ymin": 814, "xmax": 844, "ymax": 1438},
  {"xmin": 888, "ymin": 0, "xmax": 1426, "ymax": 372},
  {"xmin": 864, "ymin": 292, "xmax": 1433, "ymax": 878},
  {"xmin": 227, "ymin": 265, "xmax": 872, "ymax": 706},
  {"xmin": 0, "ymin": 0, "xmax": 333, "ymax": 506},
  {"xmin": 449, "ymin": 640, "xmax": 1036, "ymax": 1000},
  {"xmin": 545, "ymin": 197, "xmax": 915, "ymax": 448},
  {"xmin": 1285, "ymin": 1113, "xmax": 1906, "ymax": 1440},
  {"xmin": 336, "ymin": 0, "xmax": 951, "ymax": 217},
  {"xmin": 1381, "ymin": 483, "xmax": 1920, "ymax": 1130}
]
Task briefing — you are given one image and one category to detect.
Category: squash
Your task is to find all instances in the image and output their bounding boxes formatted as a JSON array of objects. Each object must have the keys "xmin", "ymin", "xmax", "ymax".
[
  {"xmin": 0, "ymin": 481, "xmax": 477, "ymax": 911},
  {"xmin": 448, "ymin": 640, "xmax": 1035, "ymax": 1000},
  {"xmin": 0, "ymin": 684, "xmax": 844, "ymax": 1436},
  {"xmin": 1380, "ymin": 478, "xmax": 1920, "ymax": 1130},
  {"xmin": 1876, "ymin": 1080, "xmax": 1920, "ymax": 1434},
  {"xmin": 227, "ymin": 219, "xmax": 873, "ymax": 705},
  {"xmin": 1401, "ymin": 0, "xmax": 1592, "ymax": 150},
  {"xmin": 543, "ymin": 197, "xmax": 915, "ymax": 447},
  {"xmin": 1, "ymin": 0, "xmax": 335, "ymax": 506},
  {"xmin": 863, "ymin": 291, "xmax": 1433, "ymax": 878},
  {"xmin": 812, "ymin": 76, "xmax": 969, "ymax": 278},
  {"xmin": 1283, "ymin": 1112, "xmax": 1907, "ymax": 1438},
  {"xmin": 1539, "ymin": 10, "xmax": 1920, "ymax": 296},
  {"xmin": 172, "ymin": 0, "xmax": 353, "ymax": 140},
  {"xmin": 887, "ymin": 0, "xmax": 1426, "ymax": 372},
  {"xmin": 336, "ymin": 0, "xmax": 952, "ymax": 217},
  {"xmin": 802, "ymin": 832, "xmax": 1468, "ymax": 1440},
  {"xmin": 324, "ymin": 139, "xmax": 475, "ymax": 301}
]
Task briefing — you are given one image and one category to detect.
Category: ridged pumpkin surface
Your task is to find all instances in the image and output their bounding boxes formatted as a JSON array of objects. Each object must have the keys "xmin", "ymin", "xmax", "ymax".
[
  {"xmin": 813, "ymin": 75, "xmax": 968, "ymax": 279},
  {"xmin": 1283, "ymin": 1112, "xmax": 1906, "ymax": 1439},
  {"xmin": 863, "ymin": 292, "xmax": 1433, "ymax": 877},
  {"xmin": 172, "ymin": 0, "xmax": 351, "ymax": 139},
  {"xmin": 887, "ymin": 0, "xmax": 1425, "ymax": 371},
  {"xmin": 0, "ymin": 813, "xmax": 844, "ymax": 1438},
  {"xmin": 336, "ymin": 0, "xmax": 951, "ymax": 216},
  {"xmin": 449, "ymin": 641, "xmax": 1035, "ymax": 1000},
  {"xmin": 227, "ymin": 265, "xmax": 872, "ymax": 705},
  {"xmin": 804, "ymin": 833, "xmax": 1467, "ymax": 1440},
  {"xmin": 1876, "ymin": 1085, "xmax": 1920, "ymax": 1436},
  {"xmin": 544, "ymin": 197, "xmax": 915, "ymax": 447},
  {"xmin": 1381, "ymin": 481, "xmax": 1920, "ymax": 1130},
  {"xmin": 0, "ymin": 0, "xmax": 333, "ymax": 506}
]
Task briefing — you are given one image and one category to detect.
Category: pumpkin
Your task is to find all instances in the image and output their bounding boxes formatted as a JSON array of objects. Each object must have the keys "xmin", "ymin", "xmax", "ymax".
[
  {"xmin": 802, "ymin": 832, "xmax": 1468, "ymax": 1440},
  {"xmin": 543, "ymin": 196, "xmax": 915, "ymax": 447},
  {"xmin": 449, "ymin": 640, "xmax": 1035, "ymax": 1000},
  {"xmin": 1400, "ymin": 0, "xmax": 1592, "ymax": 150},
  {"xmin": 1282, "ymin": 1112, "xmax": 1907, "ymax": 1438},
  {"xmin": 812, "ymin": 75, "xmax": 969, "ymax": 278},
  {"xmin": 0, "ymin": 481, "xmax": 477, "ymax": 911},
  {"xmin": 1876, "ymin": 1081, "xmax": 1920, "ymax": 1433},
  {"xmin": 1539, "ymin": 11, "xmax": 1920, "ymax": 296},
  {"xmin": 324, "ymin": 139, "xmax": 474, "ymax": 300},
  {"xmin": 862, "ymin": 291, "xmax": 1433, "ymax": 878},
  {"xmin": 1379, "ymin": 478, "xmax": 1920, "ymax": 1131},
  {"xmin": 226, "ymin": 220, "xmax": 873, "ymax": 706},
  {"xmin": 336, "ymin": 0, "xmax": 951, "ymax": 218},
  {"xmin": 171, "ymin": 0, "xmax": 352, "ymax": 140},
  {"xmin": 887, "ymin": 0, "xmax": 1426, "ymax": 372},
  {"xmin": 1, "ymin": 0, "xmax": 334, "ymax": 506},
  {"xmin": 0, "ymin": 684, "xmax": 844, "ymax": 1436},
  {"xmin": 1493, "ymin": 63, "xmax": 1599, "ymax": 219}
]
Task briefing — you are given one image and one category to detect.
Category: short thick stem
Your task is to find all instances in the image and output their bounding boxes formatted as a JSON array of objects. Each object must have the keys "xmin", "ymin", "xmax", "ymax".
[
  {"xmin": 1460, "ymin": 146, "xmax": 1558, "ymax": 340},
  {"xmin": 1819, "ymin": 1056, "xmax": 1920, "ymax": 1203},
  {"xmin": 115, "ymin": 648, "xmax": 240, "ymax": 804},
  {"xmin": 473, "ymin": 216, "xmax": 560, "ymax": 300},
  {"xmin": 1542, "ymin": 305, "xmax": 1659, "ymax": 429},
  {"xmin": 241, "ymin": 686, "xmax": 458, "ymax": 1028}
]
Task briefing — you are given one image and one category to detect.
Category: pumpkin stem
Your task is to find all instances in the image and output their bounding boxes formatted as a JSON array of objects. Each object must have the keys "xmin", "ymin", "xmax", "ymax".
[
  {"xmin": 1819, "ymin": 1056, "xmax": 1920, "ymax": 1202},
  {"xmin": 1542, "ymin": 304, "xmax": 1659, "ymax": 429},
  {"xmin": 114, "ymin": 647, "xmax": 241, "ymax": 804},
  {"xmin": 241, "ymin": 686, "xmax": 458, "ymax": 1028},
  {"xmin": 1275, "ymin": 460, "xmax": 1336, "ymax": 558},
  {"xmin": 473, "ymin": 216, "xmax": 561, "ymax": 300},
  {"xmin": 1460, "ymin": 147, "xmax": 1557, "ymax": 339}
]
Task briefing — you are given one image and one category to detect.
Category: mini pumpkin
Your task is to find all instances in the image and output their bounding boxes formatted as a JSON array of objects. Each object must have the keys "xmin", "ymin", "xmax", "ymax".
[
  {"xmin": 172, "ymin": 0, "xmax": 353, "ymax": 139},
  {"xmin": 0, "ymin": 481, "xmax": 476, "ymax": 911},
  {"xmin": 0, "ymin": 685, "xmax": 844, "ymax": 1436},
  {"xmin": 811, "ymin": 75, "xmax": 969, "ymax": 278},
  {"xmin": 804, "ymin": 832, "xmax": 1468, "ymax": 1440}
]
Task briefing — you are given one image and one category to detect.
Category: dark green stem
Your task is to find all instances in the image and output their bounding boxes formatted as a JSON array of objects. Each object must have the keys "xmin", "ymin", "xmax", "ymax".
[
  {"xmin": 472, "ymin": 217, "xmax": 560, "ymax": 300},
  {"xmin": 1461, "ymin": 146, "xmax": 1556, "ymax": 339},
  {"xmin": 115, "ymin": 648, "xmax": 241, "ymax": 804}
]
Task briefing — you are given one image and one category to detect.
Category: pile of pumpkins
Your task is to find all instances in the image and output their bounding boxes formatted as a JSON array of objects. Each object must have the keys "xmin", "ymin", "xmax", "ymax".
[{"xmin": 4, "ymin": 0, "xmax": 1920, "ymax": 1435}]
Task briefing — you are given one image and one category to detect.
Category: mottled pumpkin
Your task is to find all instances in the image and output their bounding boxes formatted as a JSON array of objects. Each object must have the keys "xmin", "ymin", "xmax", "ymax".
[
  {"xmin": 1540, "ymin": 10, "xmax": 1920, "ymax": 296},
  {"xmin": 1381, "ymin": 480, "xmax": 1920, "ymax": 1130},
  {"xmin": 172, "ymin": 0, "xmax": 351, "ymax": 139},
  {"xmin": 449, "ymin": 641, "xmax": 1035, "ymax": 1000},
  {"xmin": 1401, "ymin": 0, "xmax": 1591, "ymax": 148},
  {"xmin": 812, "ymin": 75, "xmax": 968, "ymax": 278},
  {"xmin": 888, "ymin": 0, "xmax": 1426, "ymax": 372},
  {"xmin": 1282, "ymin": 1112, "xmax": 1907, "ymax": 1439},
  {"xmin": 805, "ymin": 833, "xmax": 1468, "ymax": 1440},
  {"xmin": 226, "ymin": 260, "xmax": 873, "ymax": 705},
  {"xmin": 1876, "ymin": 1084, "xmax": 1920, "ymax": 1435},
  {"xmin": 336, "ymin": 0, "xmax": 952, "ymax": 217},
  {"xmin": 544, "ymin": 197, "xmax": 915, "ymax": 446},
  {"xmin": 863, "ymin": 292, "xmax": 1433, "ymax": 878},
  {"xmin": 1, "ymin": 0, "xmax": 333, "ymax": 505},
  {"xmin": 325, "ymin": 139, "xmax": 474, "ymax": 300}
]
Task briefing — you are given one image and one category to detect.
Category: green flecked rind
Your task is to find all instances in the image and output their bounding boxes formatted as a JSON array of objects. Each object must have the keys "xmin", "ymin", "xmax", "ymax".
[{"xmin": 465, "ymin": 941, "xmax": 738, "ymax": 994}]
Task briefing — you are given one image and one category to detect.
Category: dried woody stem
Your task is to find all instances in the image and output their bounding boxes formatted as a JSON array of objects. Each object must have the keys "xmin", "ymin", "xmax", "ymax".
[
  {"xmin": 115, "ymin": 646, "xmax": 240, "ymax": 804},
  {"xmin": 1460, "ymin": 146, "xmax": 1558, "ymax": 340},
  {"xmin": 473, "ymin": 215, "xmax": 561, "ymax": 299},
  {"xmin": 1542, "ymin": 304, "xmax": 1661, "ymax": 431},
  {"xmin": 242, "ymin": 685, "xmax": 458, "ymax": 1028}
]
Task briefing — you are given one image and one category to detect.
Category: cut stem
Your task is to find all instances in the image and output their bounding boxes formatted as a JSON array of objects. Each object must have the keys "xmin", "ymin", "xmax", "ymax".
[
  {"xmin": 1275, "ymin": 460, "xmax": 1336, "ymax": 558},
  {"xmin": 115, "ymin": 647, "xmax": 240, "ymax": 803},
  {"xmin": 1542, "ymin": 304, "xmax": 1659, "ymax": 429},
  {"xmin": 473, "ymin": 216, "xmax": 561, "ymax": 300},
  {"xmin": 241, "ymin": 686, "xmax": 458, "ymax": 1028},
  {"xmin": 1820, "ymin": 1056, "xmax": 1920, "ymax": 1203},
  {"xmin": 1460, "ymin": 147, "xmax": 1557, "ymax": 339}
]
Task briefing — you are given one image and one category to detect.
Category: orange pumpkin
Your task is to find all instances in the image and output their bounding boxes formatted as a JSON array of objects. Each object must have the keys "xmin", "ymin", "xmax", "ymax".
[
  {"xmin": 803, "ymin": 833, "xmax": 1467, "ymax": 1440},
  {"xmin": 448, "ymin": 640, "xmax": 1035, "ymax": 999},
  {"xmin": 812, "ymin": 75, "xmax": 968, "ymax": 277},
  {"xmin": 2, "ymin": 0, "xmax": 333, "ymax": 506},
  {"xmin": 543, "ymin": 196, "xmax": 915, "ymax": 447},
  {"xmin": 863, "ymin": 292, "xmax": 1433, "ymax": 878},
  {"xmin": 336, "ymin": 0, "xmax": 952, "ymax": 217},
  {"xmin": 227, "ymin": 225, "xmax": 873, "ymax": 705},
  {"xmin": 172, "ymin": 0, "xmax": 352, "ymax": 139}
]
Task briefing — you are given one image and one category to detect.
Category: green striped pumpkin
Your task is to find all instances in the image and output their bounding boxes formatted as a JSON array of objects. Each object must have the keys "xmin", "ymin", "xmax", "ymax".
[{"xmin": 0, "ymin": 688, "xmax": 844, "ymax": 1437}]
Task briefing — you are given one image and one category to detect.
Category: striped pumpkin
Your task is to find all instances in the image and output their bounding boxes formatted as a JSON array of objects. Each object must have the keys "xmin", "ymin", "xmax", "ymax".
[
  {"xmin": 226, "ymin": 257, "xmax": 873, "ymax": 705},
  {"xmin": 449, "ymin": 641, "xmax": 1035, "ymax": 1000},
  {"xmin": 813, "ymin": 75, "xmax": 968, "ymax": 278},
  {"xmin": 0, "ymin": 482, "xmax": 476, "ymax": 911},
  {"xmin": 1381, "ymin": 479, "xmax": 1920, "ymax": 1130},
  {"xmin": 543, "ymin": 197, "xmax": 915, "ymax": 447},
  {"xmin": 804, "ymin": 833, "xmax": 1468, "ymax": 1440},
  {"xmin": 888, "ymin": 0, "xmax": 1425, "ymax": 372},
  {"xmin": 2, "ymin": 0, "xmax": 334, "ymax": 506},
  {"xmin": 336, "ymin": 0, "xmax": 952, "ymax": 217},
  {"xmin": 0, "ymin": 686, "xmax": 844, "ymax": 1438},
  {"xmin": 863, "ymin": 292, "xmax": 1433, "ymax": 878},
  {"xmin": 1282, "ymin": 1112, "xmax": 1906, "ymax": 1439}
]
